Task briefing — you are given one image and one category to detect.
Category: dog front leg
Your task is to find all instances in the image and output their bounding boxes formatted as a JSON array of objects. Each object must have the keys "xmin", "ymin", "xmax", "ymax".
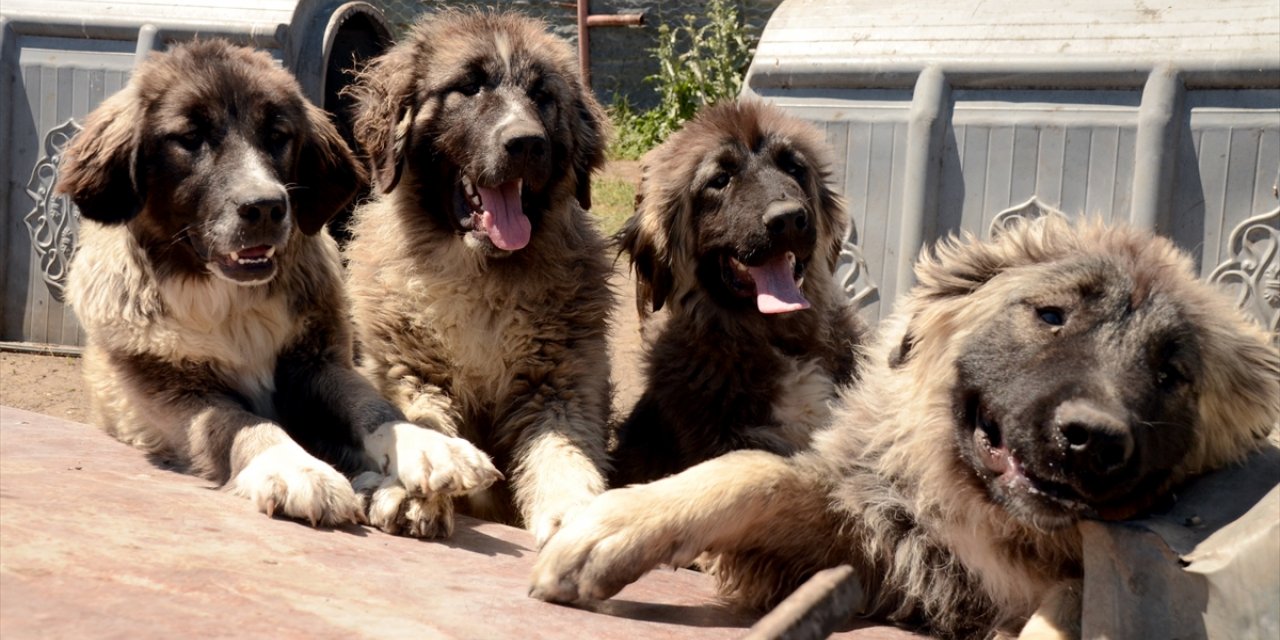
[
  {"xmin": 511, "ymin": 421, "xmax": 610, "ymax": 547},
  {"xmin": 529, "ymin": 449, "xmax": 808, "ymax": 603},
  {"xmin": 221, "ymin": 417, "xmax": 364, "ymax": 526},
  {"xmin": 357, "ymin": 377, "xmax": 501, "ymax": 537}
]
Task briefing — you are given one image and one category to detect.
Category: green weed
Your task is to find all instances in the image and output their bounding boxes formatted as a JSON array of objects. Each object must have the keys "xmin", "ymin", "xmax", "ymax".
[{"xmin": 609, "ymin": 0, "xmax": 759, "ymax": 160}]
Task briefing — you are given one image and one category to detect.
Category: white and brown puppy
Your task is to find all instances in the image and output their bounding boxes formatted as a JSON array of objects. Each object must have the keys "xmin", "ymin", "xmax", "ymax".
[
  {"xmin": 61, "ymin": 40, "xmax": 498, "ymax": 529},
  {"xmin": 344, "ymin": 12, "xmax": 613, "ymax": 542},
  {"xmin": 612, "ymin": 101, "xmax": 867, "ymax": 486},
  {"xmin": 532, "ymin": 214, "xmax": 1280, "ymax": 638}
]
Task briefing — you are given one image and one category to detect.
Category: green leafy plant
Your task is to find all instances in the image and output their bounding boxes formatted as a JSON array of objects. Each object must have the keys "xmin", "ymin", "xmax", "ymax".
[{"xmin": 610, "ymin": 0, "xmax": 759, "ymax": 159}]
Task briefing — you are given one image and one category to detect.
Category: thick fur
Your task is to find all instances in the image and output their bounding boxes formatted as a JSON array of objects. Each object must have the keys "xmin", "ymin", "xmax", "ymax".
[
  {"xmin": 612, "ymin": 101, "xmax": 866, "ymax": 485},
  {"xmin": 344, "ymin": 11, "xmax": 613, "ymax": 544},
  {"xmin": 61, "ymin": 40, "xmax": 498, "ymax": 530},
  {"xmin": 531, "ymin": 215, "xmax": 1280, "ymax": 639}
]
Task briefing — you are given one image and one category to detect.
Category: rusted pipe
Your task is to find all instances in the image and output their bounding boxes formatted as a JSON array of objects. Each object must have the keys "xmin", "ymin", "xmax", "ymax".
[
  {"xmin": 577, "ymin": 0, "xmax": 590, "ymax": 86},
  {"xmin": 575, "ymin": 0, "xmax": 646, "ymax": 88},
  {"xmin": 586, "ymin": 14, "xmax": 645, "ymax": 27}
]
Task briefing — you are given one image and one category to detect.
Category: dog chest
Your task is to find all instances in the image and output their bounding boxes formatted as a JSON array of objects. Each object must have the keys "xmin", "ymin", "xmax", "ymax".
[
  {"xmin": 152, "ymin": 277, "xmax": 295, "ymax": 405},
  {"xmin": 769, "ymin": 357, "xmax": 837, "ymax": 442}
]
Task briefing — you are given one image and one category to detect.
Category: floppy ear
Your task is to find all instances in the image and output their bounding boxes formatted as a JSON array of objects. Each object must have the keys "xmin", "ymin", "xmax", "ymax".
[
  {"xmin": 570, "ymin": 92, "xmax": 609, "ymax": 210},
  {"xmin": 56, "ymin": 87, "xmax": 145, "ymax": 224},
  {"xmin": 291, "ymin": 102, "xmax": 368, "ymax": 236},
  {"xmin": 1190, "ymin": 306, "xmax": 1280, "ymax": 470},
  {"xmin": 348, "ymin": 47, "xmax": 419, "ymax": 194},
  {"xmin": 618, "ymin": 189, "xmax": 674, "ymax": 315},
  {"xmin": 811, "ymin": 172, "xmax": 847, "ymax": 274}
]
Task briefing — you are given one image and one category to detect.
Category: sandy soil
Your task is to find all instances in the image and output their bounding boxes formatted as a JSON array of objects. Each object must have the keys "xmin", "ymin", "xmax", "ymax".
[{"xmin": 0, "ymin": 351, "xmax": 91, "ymax": 424}]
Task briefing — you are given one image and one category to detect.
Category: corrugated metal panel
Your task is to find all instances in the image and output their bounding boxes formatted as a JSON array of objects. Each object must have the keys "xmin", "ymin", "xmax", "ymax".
[
  {"xmin": 4, "ymin": 36, "xmax": 134, "ymax": 347},
  {"xmin": 0, "ymin": 0, "xmax": 392, "ymax": 348},
  {"xmin": 746, "ymin": 0, "xmax": 1280, "ymax": 342}
]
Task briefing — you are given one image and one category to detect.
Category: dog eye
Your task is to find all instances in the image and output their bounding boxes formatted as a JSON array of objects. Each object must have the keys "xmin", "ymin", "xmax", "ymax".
[
  {"xmin": 1036, "ymin": 307, "xmax": 1066, "ymax": 326},
  {"xmin": 268, "ymin": 128, "xmax": 293, "ymax": 145},
  {"xmin": 779, "ymin": 156, "xmax": 805, "ymax": 178},
  {"xmin": 1155, "ymin": 363, "xmax": 1189, "ymax": 390},
  {"xmin": 170, "ymin": 130, "xmax": 203, "ymax": 152},
  {"xmin": 455, "ymin": 81, "xmax": 482, "ymax": 97},
  {"xmin": 529, "ymin": 84, "xmax": 554, "ymax": 107},
  {"xmin": 707, "ymin": 172, "xmax": 731, "ymax": 190}
]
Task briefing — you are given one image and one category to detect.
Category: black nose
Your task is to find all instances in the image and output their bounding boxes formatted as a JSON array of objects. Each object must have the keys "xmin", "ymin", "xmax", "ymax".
[
  {"xmin": 504, "ymin": 132, "xmax": 548, "ymax": 162},
  {"xmin": 237, "ymin": 197, "xmax": 287, "ymax": 224},
  {"xmin": 763, "ymin": 201, "xmax": 809, "ymax": 239},
  {"xmin": 1055, "ymin": 400, "xmax": 1134, "ymax": 476}
]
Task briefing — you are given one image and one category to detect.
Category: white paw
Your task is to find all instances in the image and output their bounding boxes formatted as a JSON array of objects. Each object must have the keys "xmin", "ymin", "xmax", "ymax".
[
  {"xmin": 229, "ymin": 443, "xmax": 361, "ymax": 526},
  {"xmin": 530, "ymin": 498, "xmax": 590, "ymax": 550},
  {"xmin": 529, "ymin": 488, "xmax": 686, "ymax": 603},
  {"xmin": 365, "ymin": 422, "xmax": 502, "ymax": 497},
  {"xmin": 353, "ymin": 471, "xmax": 454, "ymax": 538}
]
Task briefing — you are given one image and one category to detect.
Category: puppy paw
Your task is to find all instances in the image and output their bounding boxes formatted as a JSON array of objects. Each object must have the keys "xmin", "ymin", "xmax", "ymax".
[
  {"xmin": 529, "ymin": 488, "xmax": 694, "ymax": 603},
  {"xmin": 354, "ymin": 471, "xmax": 455, "ymax": 539},
  {"xmin": 367, "ymin": 422, "xmax": 502, "ymax": 497},
  {"xmin": 530, "ymin": 496, "xmax": 591, "ymax": 550},
  {"xmin": 229, "ymin": 444, "xmax": 361, "ymax": 526}
]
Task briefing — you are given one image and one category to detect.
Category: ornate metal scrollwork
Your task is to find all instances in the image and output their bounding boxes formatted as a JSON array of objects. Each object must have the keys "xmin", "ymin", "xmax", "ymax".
[
  {"xmin": 989, "ymin": 196, "xmax": 1066, "ymax": 239},
  {"xmin": 837, "ymin": 219, "xmax": 879, "ymax": 310},
  {"xmin": 23, "ymin": 118, "xmax": 84, "ymax": 303},
  {"xmin": 1208, "ymin": 208, "xmax": 1280, "ymax": 346}
]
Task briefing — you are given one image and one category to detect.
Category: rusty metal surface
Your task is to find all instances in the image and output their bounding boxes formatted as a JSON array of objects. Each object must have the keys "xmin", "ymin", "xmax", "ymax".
[{"xmin": 0, "ymin": 407, "xmax": 917, "ymax": 639}]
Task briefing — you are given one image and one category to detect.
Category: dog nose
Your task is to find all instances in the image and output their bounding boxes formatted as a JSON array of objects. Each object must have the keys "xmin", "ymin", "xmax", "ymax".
[
  {"xmin": 504, "ymin": 130, "xmax": 548, "ymax": 162},
  {"xmin": 1054, "ymin": 399, "xmax": 1134, "ymax": 476},
  {"xmin": 238, "ymin": 197, "xmax": 287, "ymax": 224},
  {"xmin": 763, "ymin": 201, "xmax": 809, "ymax": 239}
]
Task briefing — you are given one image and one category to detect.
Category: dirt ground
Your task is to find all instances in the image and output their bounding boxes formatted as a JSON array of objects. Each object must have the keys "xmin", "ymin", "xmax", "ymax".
[{"xmin": 0, "ymin": 351, "xmax": 90, "ymax": 424}]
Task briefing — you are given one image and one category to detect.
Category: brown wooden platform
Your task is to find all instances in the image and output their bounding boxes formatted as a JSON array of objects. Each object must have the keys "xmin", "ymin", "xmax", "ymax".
[{"xmin": 0, "ymin": 406, "xmax": 918, "ymax": 639}]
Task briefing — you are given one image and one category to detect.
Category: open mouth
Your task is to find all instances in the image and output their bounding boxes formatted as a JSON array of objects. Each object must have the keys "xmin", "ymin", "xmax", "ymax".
[
  {"xmin": 211, "ymin": 245, "xmax": 277, "ymax": 283},
  {"xmin": 458, "ymin": 174, "xmax": 531, "ymax": 251},
  {"xmin": 721, "ymin": 251, "xmax": 810, "ymax": 314},
  {"xmin": 966, "ymin": 395, "xmax": 1087, "ymax": 514}
]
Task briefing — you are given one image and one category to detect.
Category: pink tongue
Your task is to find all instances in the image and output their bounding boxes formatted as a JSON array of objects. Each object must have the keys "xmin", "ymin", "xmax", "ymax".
[
  {"xmin": 747, "ymin": 255, "xmax": 810, "ymax": 314},
  {"xmin": 477, "ymin": 181, "xmax": 530, "ymax": 251}
]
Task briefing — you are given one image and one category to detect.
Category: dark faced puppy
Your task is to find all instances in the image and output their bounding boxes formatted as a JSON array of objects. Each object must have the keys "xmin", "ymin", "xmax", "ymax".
[
  {"xmin": 611, "ymin": 101, "xmax": 866, "ymax": 486},
  {"xmin": 343, "ymin": 12, "xmax": 614, "ymax": 543},
  {"xmin": 60, "ymin": 40, "xmax": 500, "ymax": 529},
  {"xmin": 349, "ymin": 10, "xmax": 605, "ymax": 256},
  {"xmin": 952, "ymin": 254, "xmax": 1203, "ymax": 525}
]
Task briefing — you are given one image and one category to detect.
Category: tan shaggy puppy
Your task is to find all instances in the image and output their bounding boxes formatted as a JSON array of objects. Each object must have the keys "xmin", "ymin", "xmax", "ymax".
[
  {"xmin": 344, "ymin": 11, "xmax": 613, "ymax": 542},
  {"xmin": 531, "ymin": 214, "xmax": 1280, "ymax": 638},
  {"xmin": 60, "ymin": 40, "xmax": 498, "ymax": 529},
  {"xmin": 612, "ymin": 101, "xmax": 866, "ymax": 486}
]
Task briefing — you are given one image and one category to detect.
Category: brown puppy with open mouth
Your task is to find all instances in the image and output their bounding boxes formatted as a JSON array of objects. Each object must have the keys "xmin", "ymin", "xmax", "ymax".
[
  {"xmin": 611, "ymin": 100, "xmax": 867, "ymax": 486},
  {"xmin": 343, "ymin": 11, "xmax": 614, "ymax": 542}
]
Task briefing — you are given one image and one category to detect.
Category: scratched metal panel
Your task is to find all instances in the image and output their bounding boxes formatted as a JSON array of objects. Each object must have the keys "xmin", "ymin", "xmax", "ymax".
[
  {"xmin": 745, "ymin": 0, "xmax": 1280, "ymax": 342},
  {"xmin": 945, "ymin": 90, "xmax": 1141, "ymax": 233},
  {"xmin": 2, "ymin": 36, "xmax": 134, "ymax": 348},
  {"xmin": 0, "ymin": 1, "xmax": 392, "ymax": 348},
  {"xmin": 1182, "ymin": 90, "xmax": 1280, "ymax": 339}
]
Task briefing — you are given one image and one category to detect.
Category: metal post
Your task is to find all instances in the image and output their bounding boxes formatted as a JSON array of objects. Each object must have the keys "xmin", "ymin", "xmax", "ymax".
[
  {"xmin": 895, "ymin": 65, "xmax": 951, "ymax": 298},
  {"xmin": 1130, "ymin": 65, "xmax": 1184, "ymax": 231},
  {"xmin": 577, "ymin": 0, "xmax": 590, "ymax": 88}
]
